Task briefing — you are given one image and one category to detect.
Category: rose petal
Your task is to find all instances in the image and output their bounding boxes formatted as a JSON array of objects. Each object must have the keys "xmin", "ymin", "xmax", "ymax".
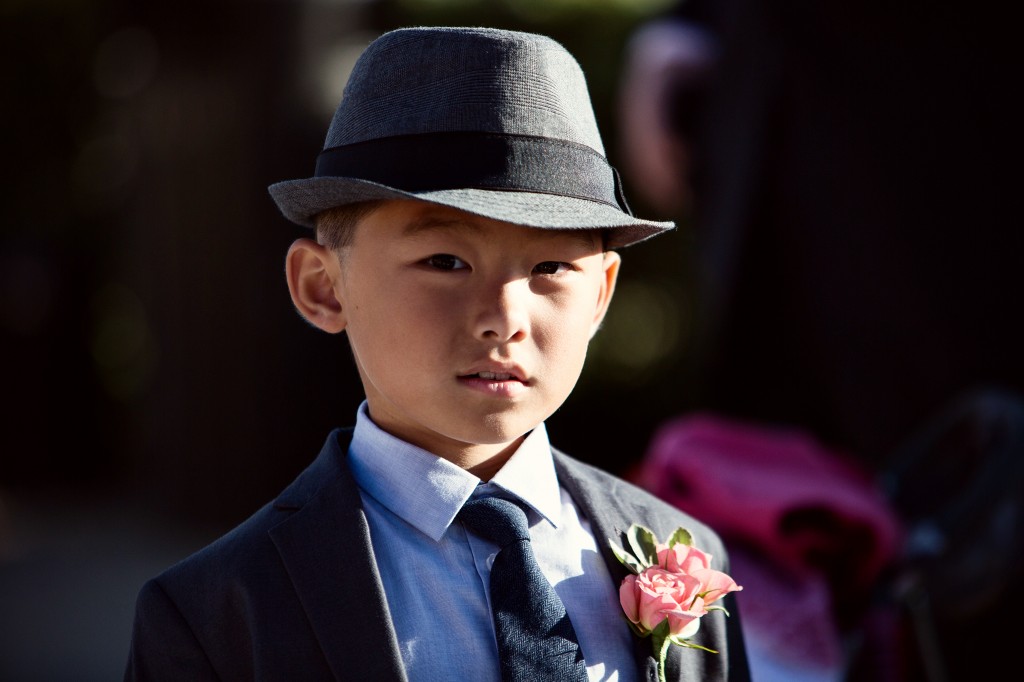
[
  {"xmin": 666, "ymin": 609, "xmax": 703, "ymax": 639},
  {"xmin": 659, "ymin": 543, "xmax": 712, "ymax": 574},
  {"xmin": 693, "ymin": 568, "xmax": 743, "ymax": 604},
  {"xmin": 619, "ymin": 575, "xmax": 641, "ymax": 624}
]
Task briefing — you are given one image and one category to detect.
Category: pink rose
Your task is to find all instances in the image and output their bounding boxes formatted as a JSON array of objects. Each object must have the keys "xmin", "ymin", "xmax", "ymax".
[
  {"xmin": 619, "ymin": 567, "xmax": 706, "ymax": 639},
  {"xmin": 611, "ymin": 525, "xmax": 744, "ymax": 682},
  {"xmin": 657, "ymin": 542, "xmax": 711, "ymax": 574},
  {"xmin": 657, "ymin": 543, "xmax": 743, "ymax": 606}
]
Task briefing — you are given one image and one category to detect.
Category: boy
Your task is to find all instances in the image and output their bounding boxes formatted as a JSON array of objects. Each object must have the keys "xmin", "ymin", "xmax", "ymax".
[{"xmin": 124, "ymin": 26, "xmax": 749, "ymax": 681}]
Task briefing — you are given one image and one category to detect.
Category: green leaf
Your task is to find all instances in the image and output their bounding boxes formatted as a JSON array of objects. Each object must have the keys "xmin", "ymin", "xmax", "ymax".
[
  {"xmin": 666, "ymin": 527, "xmax": 693, "ymax": 548},
  {"xmin": 608, "ymin": 538, "xmax": 644, "ymax": 574},
  {"xmin": 608, "ymin": 538, "xmax": 628, "ymax": 563},
  {"xmin": 626, "ymin": 524, "xmax": 660, "ymax": 568},
  {"xmin": 671, "ymin": 639, "xmax": 719, "ymax": 654}
]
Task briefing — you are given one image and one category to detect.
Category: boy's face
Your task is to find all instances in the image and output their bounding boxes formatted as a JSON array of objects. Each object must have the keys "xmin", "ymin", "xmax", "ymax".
[{"xmin": 302, "ymin": 200, "xmax": 620, "ymax": 468}]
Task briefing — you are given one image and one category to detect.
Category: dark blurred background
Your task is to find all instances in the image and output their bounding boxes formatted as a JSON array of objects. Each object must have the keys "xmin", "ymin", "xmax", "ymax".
[{"xmin": 1, "ymin": 0, "xmax": 687, "ymax": 679}]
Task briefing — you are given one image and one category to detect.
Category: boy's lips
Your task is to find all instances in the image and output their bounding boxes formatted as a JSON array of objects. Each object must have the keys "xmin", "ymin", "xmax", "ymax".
[
  {"xmin": 458, "ymin": 376, "xmax": 528, "ymax": 398},
  {"xmin": 458, "ymin": 362, "xmax": 528, "ymax": 383}
]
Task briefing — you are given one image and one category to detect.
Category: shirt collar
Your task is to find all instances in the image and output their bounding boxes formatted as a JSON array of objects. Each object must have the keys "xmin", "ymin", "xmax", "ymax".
[{"xmin": 348, "ymin": 401, "xmax": 563, "ymax": 542}]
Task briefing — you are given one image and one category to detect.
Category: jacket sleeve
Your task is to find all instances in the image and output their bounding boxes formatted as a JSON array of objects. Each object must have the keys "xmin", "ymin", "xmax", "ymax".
[{"xmin": 123, "ymin": 578, "xmax": 219, "ymax": 681}]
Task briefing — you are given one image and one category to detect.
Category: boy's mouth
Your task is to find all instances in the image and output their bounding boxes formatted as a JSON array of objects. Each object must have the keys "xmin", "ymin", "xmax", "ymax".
[
  {"xmin": 474, "ymin": 371, "xmax": 515, "ymax": 381},
  {"xmin": 458, "ymin": 369, "xmax": 529, "ymax": 397},
  {"xmin": 459, "ymin": 366, "xmax": 528, "ymax": 384}
]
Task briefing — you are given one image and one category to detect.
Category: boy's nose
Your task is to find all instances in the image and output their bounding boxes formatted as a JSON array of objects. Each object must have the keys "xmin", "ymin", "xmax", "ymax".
[{"xmin": 474, "ymin": 281, "xmax": 529, "ymax": 343}]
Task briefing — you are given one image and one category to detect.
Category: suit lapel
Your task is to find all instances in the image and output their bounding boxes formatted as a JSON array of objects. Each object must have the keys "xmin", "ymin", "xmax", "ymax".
[
  {"xmin": 553, "ymin": 451, "xmax": 634, "ymax": 581},
  {"xmin": 554, "ymin": 450, "xmax": 668, "ymax": 682},
  {"xmin": 269, "ymin": 430, "xmax": 408, "ymax": 681}
]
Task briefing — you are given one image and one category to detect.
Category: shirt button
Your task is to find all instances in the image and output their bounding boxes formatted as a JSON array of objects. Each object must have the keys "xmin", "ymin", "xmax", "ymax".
[{"xmin": 486, "ymin": 553, "xmax": 497, "ymax": 569}]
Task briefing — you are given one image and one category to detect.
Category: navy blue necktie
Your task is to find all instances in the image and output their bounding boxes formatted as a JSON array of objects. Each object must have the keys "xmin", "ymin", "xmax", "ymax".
[{"xmin": 458, "ymin": 496, "xmax": 589, "ymax": 682}]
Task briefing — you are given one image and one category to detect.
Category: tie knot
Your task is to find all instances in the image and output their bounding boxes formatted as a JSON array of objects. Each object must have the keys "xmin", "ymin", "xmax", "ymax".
[{"xmin": 458, "ymin": 496, "xmax": 531, "ymax": 547}]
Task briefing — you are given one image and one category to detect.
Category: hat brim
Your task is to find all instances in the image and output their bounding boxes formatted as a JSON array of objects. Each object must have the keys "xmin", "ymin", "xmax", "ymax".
[{"xmin": 268, "ymin": 177, "xmax": 674, "ymax": 249}]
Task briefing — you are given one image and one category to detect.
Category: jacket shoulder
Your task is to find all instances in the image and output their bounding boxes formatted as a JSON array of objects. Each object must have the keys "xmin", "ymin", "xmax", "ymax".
[
  {"xmin": 553, "ymin": 447, "xmax": 729, "ymax": 563},
  {"xmin": 126, "ymin": 428, "xmax": 359, "ymax": 681},
  {"xmin": 155, "ymin": 428, "xmax": 356, "ymax": 589}
]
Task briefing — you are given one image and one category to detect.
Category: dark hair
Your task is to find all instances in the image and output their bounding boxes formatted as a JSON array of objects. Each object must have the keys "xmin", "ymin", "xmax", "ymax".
[{"xmin": 314, "ymin": 201, "xmax": 383, "ymax": 250}]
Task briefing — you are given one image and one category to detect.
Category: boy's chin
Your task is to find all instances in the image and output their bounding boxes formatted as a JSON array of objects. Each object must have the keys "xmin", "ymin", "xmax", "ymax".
[
  {"xmin": 428, "ymin": 415, "xmax": 545, "ymax": 455},
  {"xmin": 470, "ymin": 412, "xmax": 549, "ymax": 442}
]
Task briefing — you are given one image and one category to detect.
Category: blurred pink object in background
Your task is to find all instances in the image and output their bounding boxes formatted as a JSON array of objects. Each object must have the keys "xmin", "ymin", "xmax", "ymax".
[{"xmin": 635, "ymin": 413, "xmax": 904, "ymax": 681}]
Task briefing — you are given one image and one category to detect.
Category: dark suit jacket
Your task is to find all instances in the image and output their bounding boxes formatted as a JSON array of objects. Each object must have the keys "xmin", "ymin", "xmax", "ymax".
[{"xmin": 125, "ymin": 428, "xmax": 750, "ymax": 681}]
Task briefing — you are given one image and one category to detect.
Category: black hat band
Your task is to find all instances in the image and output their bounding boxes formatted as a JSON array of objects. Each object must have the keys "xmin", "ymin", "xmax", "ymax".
[{"xmin": 314, "ymin": 131, "xmax": 632, "ymax": 215}]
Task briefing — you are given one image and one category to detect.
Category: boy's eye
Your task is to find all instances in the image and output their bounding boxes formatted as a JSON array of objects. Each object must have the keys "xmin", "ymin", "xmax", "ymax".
[
  {"xmin": 425, "ymin": 254, "xmax": 468, "ymax": 270},
  {"xmin": 533, "ymin": 261, "xmax": 572, "ymax": 275}
]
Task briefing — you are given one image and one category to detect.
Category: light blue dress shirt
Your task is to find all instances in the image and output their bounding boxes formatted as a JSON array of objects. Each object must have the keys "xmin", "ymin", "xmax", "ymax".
[{"xmin": 348, "ymin": 402, "xmax": 638, "ymax": 681}]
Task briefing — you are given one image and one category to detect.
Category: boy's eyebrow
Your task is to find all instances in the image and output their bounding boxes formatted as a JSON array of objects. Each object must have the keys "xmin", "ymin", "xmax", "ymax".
[
  {"xmin": 401, "ymin": 215, "xmax": 476, "ymax": 237},
  {"xmin": 402, "ymin": 213, "xmax": 601, "ymax": 249}
]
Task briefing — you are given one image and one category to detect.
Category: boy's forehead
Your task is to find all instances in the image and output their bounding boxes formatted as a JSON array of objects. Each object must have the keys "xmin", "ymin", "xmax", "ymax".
[{"xmin": 359, "ymin": 200, "xmax": 602, "ymax": 249}]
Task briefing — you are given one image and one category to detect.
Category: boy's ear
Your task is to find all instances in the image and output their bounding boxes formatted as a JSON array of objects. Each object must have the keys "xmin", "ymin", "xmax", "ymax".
[
  {"xmin": 285, "ymin": 238, "xmax": 346, "ymax": 334},
  {"xmin": 590, "ymin": 250, "xmax": 621, "ymax": 338}
]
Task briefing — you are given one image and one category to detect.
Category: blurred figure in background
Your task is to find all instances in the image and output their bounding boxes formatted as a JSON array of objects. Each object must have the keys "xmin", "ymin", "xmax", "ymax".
[
  {"xmin": 619, "ymin": 0, "xmax": 1023, "ymax": 680},
  {"xmin": 617, "ymin": 16, "xmax": 717, "ymax": 220}
]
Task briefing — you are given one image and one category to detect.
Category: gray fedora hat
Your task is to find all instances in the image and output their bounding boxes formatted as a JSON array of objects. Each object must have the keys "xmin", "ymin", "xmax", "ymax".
[{"xmin": 268, "ymin": 26, "xmax": 674, "ymax": 248}]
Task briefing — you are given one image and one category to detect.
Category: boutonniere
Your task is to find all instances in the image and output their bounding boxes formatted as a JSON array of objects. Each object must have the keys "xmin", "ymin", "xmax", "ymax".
[{"xmin": 609, "ymin": 524, "xmax": 742, "ymax": 682}]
